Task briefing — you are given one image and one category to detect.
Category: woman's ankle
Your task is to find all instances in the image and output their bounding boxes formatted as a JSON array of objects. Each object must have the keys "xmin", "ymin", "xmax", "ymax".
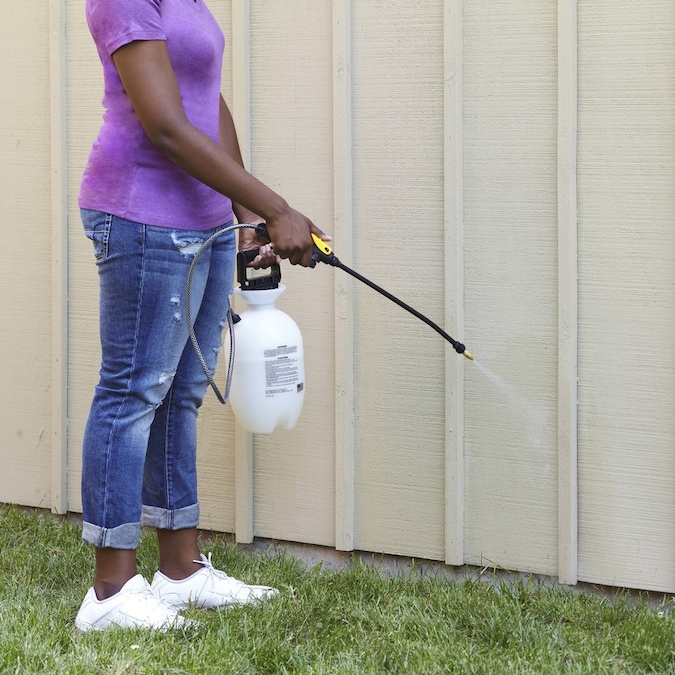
[
  {"xmin": 156, "ymin": 527, "xmax": 202, "ymax": 580},
  {"xmin": 94, "ymin": 547, "xmax": 138, "ymax": 600}
]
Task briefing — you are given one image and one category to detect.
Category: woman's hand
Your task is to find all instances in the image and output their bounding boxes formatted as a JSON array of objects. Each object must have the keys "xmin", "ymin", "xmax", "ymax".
[
  {"xmin": 237, "ymin": 215, "xmax": 333, "ymax": 269},
  {"xmin": 265, "ymin": 206, "xmax": 332, "ymax": 267}
]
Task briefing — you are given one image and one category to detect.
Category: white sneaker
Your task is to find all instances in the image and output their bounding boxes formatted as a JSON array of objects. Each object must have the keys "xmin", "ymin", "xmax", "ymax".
[
  {"xmin": 151, "ymin": 553, "xmax": 279, "ymax": 609},
  {"xmin": 75, "ymin": 574, "xmax": 189, "ymax": 632}
]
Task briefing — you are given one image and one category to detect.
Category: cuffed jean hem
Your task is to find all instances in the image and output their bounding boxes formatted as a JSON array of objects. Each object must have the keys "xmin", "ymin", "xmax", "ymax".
[
  {"xmin": 82, "ymin": 521, "xmax": 141, "ymax": 550},
  {"xmin": 141, "ymin": 503, "xmax": 200, "ymax": 531}
]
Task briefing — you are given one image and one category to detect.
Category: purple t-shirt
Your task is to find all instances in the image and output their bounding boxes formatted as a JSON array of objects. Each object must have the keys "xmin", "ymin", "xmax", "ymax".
[{"xmin": 79, "ymin": 0, "xmax": 233, "ymax": 230}]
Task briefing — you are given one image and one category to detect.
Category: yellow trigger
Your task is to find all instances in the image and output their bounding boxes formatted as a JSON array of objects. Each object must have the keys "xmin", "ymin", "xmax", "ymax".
[{"xmin": 311, "ymin": 233, "xmax": 333, "ymax": 256}]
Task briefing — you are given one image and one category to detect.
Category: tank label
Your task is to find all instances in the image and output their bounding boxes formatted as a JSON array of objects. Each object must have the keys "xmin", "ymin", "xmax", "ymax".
[{"xmin": 264, "ymin": 345, "xmax": 300, "ymax": 395}]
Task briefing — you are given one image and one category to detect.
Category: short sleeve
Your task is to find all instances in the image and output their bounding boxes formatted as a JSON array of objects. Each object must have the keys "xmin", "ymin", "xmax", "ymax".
[{"xmin": 86, "ymin": 0, "xmax": 166, "ymax": 56}]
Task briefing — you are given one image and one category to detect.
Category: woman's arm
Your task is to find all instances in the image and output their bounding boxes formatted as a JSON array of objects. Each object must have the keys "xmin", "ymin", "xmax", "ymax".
[{"xmin": 112, "ymin": 39, "xmax": 324, "ymax": 266}]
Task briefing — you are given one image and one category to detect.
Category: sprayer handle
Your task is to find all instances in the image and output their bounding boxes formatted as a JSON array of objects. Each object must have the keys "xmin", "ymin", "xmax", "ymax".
[
  {"xmin": 236, "ymin": 248, "xmax": 282, "ymax": 290},
  {"xmin": 237, "ymin": 248, "xmax": 261, "ymax": 266}
]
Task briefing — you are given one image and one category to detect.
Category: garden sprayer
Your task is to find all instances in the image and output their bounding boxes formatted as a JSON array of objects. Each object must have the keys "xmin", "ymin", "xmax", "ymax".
[{"xmin": 186, "ymin": 223, "xmax": 472, "ymax": 433}]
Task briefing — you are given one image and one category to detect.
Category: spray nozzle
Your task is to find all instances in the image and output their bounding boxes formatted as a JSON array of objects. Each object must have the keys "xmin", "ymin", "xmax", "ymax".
[{"xmin": 453, "ymin": 343, "xmax": 474, "ymax": 360}]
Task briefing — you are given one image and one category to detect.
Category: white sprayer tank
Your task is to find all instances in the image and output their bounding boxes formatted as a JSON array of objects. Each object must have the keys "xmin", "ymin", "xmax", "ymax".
[{"xmin": 228, "ymin": 284, "xmax": 305, "ymax": 433}]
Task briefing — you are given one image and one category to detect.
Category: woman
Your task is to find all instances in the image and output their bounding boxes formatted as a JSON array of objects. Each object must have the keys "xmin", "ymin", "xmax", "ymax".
[{"xmin": 75, "ymin": 0, "xmax": 328, "ymax": 631}]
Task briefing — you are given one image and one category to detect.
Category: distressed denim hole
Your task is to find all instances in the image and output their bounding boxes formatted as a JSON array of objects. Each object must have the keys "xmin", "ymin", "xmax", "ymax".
[
  {"xmin": 170, "ymin": 295, "xmax": 182, "ymax": 322},
  {"xmin": 171, "ymin": 233, "xmax": 204, "ymax": 259},
  {"xmin": 159, "ymin": 371, "xmax": 176, "ymax": 386}
]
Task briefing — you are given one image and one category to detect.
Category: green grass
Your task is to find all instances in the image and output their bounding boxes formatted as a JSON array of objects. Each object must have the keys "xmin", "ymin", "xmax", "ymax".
[{"xmin": 0, "ymin": 505, "xmax": 672, "ymax": 674}]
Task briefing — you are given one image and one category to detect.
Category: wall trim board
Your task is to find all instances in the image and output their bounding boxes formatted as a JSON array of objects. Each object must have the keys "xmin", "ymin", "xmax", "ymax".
[
  {"xmin": 444, "ymin": 0, "xmax": 465, "ymax": 566},
  {"xmin": 232, "ymin": 0, "xmax": 254, "ymax": 544},
  {"xmin": 557, "ymin": 0, "xmax": 579, "ymax": 585},
  {"xmin": 50, "ymin": 0, "xmax": 68, "ymax": 515},
  {"xmin": 333, "ymin": 0, "xmax": 355, "ymax": 551}
]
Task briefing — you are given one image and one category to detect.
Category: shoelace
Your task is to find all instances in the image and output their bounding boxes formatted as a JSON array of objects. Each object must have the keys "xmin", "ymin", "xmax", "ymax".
[
  {"xmin": 193, "ymin": 552, "xmax": 245, "ymax": 586},
  {"xmin": 193, "ymin": 551, "xmax": 215, "ymax": 568}
]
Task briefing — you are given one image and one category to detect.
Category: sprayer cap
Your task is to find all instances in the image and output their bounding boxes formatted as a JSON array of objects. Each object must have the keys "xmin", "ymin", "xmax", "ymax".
[{"xmin": 235, "ymin": 284, "xmax": 286, "ymax": 306}]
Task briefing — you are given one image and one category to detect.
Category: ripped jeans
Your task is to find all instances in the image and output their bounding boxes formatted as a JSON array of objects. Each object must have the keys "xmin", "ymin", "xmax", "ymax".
[{"xmin": 79, "ymin": 210, "xmax": 236, "ymax": 549}]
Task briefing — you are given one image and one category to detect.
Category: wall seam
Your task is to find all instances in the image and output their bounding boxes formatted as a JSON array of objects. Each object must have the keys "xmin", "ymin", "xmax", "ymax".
[
  {"xmin": 444, "ymin": 0, "xmax": 465, "ymax": 566},
  {"xmin": 50, "ymin": 0, "xmax": 68, "ymax": 515},
  {"xmin": 333, "ymin": 0, "xmax": 354, "ymax": 551}
]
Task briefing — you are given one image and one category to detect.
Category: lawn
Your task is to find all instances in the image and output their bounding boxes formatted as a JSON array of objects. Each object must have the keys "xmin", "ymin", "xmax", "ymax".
[{"xmin": 0, "ymin": 504, "xmax": 672, "ymax": 674}]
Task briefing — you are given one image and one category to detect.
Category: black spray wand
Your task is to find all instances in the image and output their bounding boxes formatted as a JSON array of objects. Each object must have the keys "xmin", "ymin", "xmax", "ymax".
[{"xmin": 308, "ymin": 234, "xmax": 472, "ymax": 360}]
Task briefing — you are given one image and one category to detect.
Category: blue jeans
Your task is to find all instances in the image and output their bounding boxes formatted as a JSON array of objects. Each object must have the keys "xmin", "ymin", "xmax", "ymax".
[{"xmin": 80, "ymin": 210, "xmax": 236, "ymax": 549}]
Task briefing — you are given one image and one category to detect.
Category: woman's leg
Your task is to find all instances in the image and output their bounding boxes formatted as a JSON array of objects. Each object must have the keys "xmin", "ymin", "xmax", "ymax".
[{"xmin": 81, "ymin": 212, "xmax": 228, "ymax": 594}]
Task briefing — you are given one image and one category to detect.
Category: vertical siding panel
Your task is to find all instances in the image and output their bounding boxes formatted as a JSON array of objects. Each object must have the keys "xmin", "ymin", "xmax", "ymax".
[
  {"xmin": 352, "ymin": 1, "xmax": 446, "ymax": 560},
  {"xmin": 557, "ymin": 0, "xmax": 579, "ymax": 585},
  {"xmin": 463, "ymin": 1, "xmax": 559, "ymax": 575},
  {"xmin": 333, "ymin": 0, "xmax": 355, "ymax": 551},
  {"xmin": 249, "ymin": 1, "xmax": 336, "ymax": 546},
  {"xmin": 50, "ymin": 0, "xmax": 68, "ymax": 515},
  {"xmin": 577, "ymin": 1, "xmax": 675, "ymax": 592},
  {"xmin": 0, "ymin": 3, "xmax": 53, "ymax": 506},
  {"xmin": 444, "ymin": 0, "xmax": 465, "ymax": 566}
]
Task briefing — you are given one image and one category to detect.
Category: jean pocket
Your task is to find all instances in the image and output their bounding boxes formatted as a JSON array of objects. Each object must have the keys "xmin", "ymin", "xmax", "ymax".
[{"xmin": 81, "ymin": 209, "xmax": 112, "ymax": 261}]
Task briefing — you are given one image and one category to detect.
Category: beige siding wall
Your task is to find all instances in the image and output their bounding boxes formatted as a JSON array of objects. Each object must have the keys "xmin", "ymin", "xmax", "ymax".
[
  {"xmin": 462, "ymin": 0, "xmax": 559, "ymax": 576},
  {"xmin": 351, "ymin": 2, "xmax": 447, "ymax": 560},
  {"xmin": 248, "ymin": 1, "xmax": 337, "ymax": 547},
  {"xmin": 1, "ymin": 0, "xmax": 673, "ymax": 593},
  {"xmin": 577, "ymin": 1, "xmax": 675, "ymax": 591},
  {"xmin": 0, "ymin": 3, "xmax": 53, "ymax": 506}
]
